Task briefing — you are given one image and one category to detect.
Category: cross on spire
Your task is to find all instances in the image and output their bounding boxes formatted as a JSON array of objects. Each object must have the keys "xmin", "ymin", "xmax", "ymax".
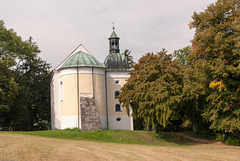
[{"xmin": 112, "ymin": 22, "xmax": 115, "ymax": 30}]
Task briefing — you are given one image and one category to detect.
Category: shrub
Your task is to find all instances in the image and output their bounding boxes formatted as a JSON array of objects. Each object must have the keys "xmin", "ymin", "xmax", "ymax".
[
  {"xmin": 215, "ymin": 133, "xmax": 226, "ymax": 142},
  {"xmin": 225, "ymin": 136, "xmax": 240, "ymax": 146}
]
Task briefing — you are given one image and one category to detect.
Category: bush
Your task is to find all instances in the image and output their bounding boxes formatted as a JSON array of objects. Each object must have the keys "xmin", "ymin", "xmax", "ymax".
[
  {"xmin": 33, "ymin": 120, "xmax": 50, "ymax": 131},
  {"xmin": 215, "ymin": 133, "xmax": 226, "ymax": 142},
  {"xmin": 225, "ymin": 136, "xmax": 240, "ymax": 146}
]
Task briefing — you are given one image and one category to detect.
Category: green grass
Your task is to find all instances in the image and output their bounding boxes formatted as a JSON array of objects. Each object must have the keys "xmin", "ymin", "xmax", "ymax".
[
  {"xmin": 158, "ymin": 132, "xmax": 199, "ymax": 145},
  {"xmin": 6, "ymin": 129, "xmax": 207, "ymax": 146},
  {"xmin": 11, "ymin": 129, "xmax": 173, "ymax": 146}
]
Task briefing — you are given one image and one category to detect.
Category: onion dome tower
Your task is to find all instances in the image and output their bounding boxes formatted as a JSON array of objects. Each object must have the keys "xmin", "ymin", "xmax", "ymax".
[
  {"xmin": 103, "ymin": 27, "xmax": 133, "ymax": 130},
  {"xmin": 104, "ymin": 27, "xmax": 130, "ymax": 71}
]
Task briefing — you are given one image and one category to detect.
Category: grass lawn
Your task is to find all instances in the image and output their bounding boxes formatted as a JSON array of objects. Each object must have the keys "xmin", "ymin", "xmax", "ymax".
[
  {"xmin": 13, "ymin": 129, "xmax": 215, "ymax": 146},
  {"xmin": 1, "ymin": 130, "xmax": 240, "ymax": 160},
  {"xmin": 14, "ymin": 129, "xmax": 175, "ymax": 146}
]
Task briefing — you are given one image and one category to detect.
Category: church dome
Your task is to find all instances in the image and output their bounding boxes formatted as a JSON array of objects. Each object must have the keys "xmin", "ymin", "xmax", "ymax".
[
  {"xmin": 104, "ymin": 53, "xmax": 130, "ymax": 71},
  {"xmin": 60, "ymin": 51, "xmax": 105, "ymax": 69}
]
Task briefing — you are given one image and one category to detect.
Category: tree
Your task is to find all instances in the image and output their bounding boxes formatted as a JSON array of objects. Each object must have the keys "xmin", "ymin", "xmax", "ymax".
[
  {"xmin": 119, "ymin": 49, "xmax": 184, "ymax": 131},
  {"xmin": 123, "ymin": 49, "xmax": 134, "ymax": 67},
  {"xmin": 173, "ymin": 46, "xmax": 191, "ymax": 66},
  {"xmin": 173, "ymin": 46, "xmax": 209, "ymax": 133},
  {"xmin": 188, "ymin": 0, "xmax": 240, "ymax": 135},
  {"xmin": 0, "ymin": 60, "xmax": 18, "ymax": 126},
  {"xmin": 181, "ymin": 64, "xmax": 211, "ymax": 134},
  {"xmin": 0, "ymin": 20, "xmax": 25, "ymax": 127},
  {"xmin": 0, "ymin": 20, "xmax": 51, "ymax": 130},
  {"xmin": 26, "ymin": 57, "xmax": 51, "ymax": 130}
]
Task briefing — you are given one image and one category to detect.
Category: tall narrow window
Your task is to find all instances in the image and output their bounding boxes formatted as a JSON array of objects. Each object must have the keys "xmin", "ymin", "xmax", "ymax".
[
  {"xmin": 114, "ymin": 90, "xmax": 120, "ymax": 99},
  {"xmin": 60, "ymin": 81, "xmax": 64, "ymax": 101},
  {"xmin": 115, "ymin": 103, "xmax": 122, "ymax": 112}
]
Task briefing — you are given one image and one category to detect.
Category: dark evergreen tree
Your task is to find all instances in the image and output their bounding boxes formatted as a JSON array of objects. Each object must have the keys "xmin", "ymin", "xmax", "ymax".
[{"xmin": 0, "ymin": 20, "xmax": 51, "ymax": 130}]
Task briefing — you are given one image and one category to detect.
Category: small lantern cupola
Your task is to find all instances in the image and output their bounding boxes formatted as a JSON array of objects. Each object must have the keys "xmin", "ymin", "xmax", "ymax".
[
  {"xmin": 104, "ymin": 26, "xmax": 130, "ymax": 71},
  {"xmin": 108, "ymin": 26, "xmax": 120, "ymax": 54}
]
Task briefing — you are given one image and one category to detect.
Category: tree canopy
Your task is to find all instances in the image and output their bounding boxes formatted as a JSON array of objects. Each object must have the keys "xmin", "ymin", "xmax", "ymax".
[
  {"xmin": 119, "ymin": 0, "xmax": 240, "ymax": 144},
  {"xmin": 0, "ymin": 20, "xmax": 51, "ymax": 130},
  {"xmin": 1, "ymin": 0, "xmax": 239, "ymax": 145},
  {"xmin": 173, "ymin": 46, "xmax": 191, "ymax": 66},
  {"xmin": 119, "ymin": 49, "xmax": 184, "ymax": 130},
  {"xmin": 188, "ymin": 0, "xmax": 240, "ymax": 135}
]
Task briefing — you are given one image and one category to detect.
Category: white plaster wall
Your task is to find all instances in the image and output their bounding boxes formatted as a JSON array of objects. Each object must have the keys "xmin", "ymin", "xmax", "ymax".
[
  {"xmin": 106, "ymin": 70, "xmax": 133, "ymax": 130},
  {"xmin": 106, "ymin": 71, "xmax": 130, "ymax": 79},
  {"xmin": 51, "ymin": 70, "xmax": 62, "ymax": 129},
  {"xmin": 52, "ymin": 67, "xmax": 133, "ymax": 130},
  {"xmin": 59, "ymin": 67, "xmax": 105, "ymax": 76},
  {"xmin": 108, "ymin": 115, "xmax": 133, "ymax": 130},
  {"xmin": 61, "ymin": 116, "xmax": 79, "ymax": 129},
  {"xmin": 52, "ymin": 67, "xmax": 106, "ymax": 130},
  {"xmin": 129, "ymin": 107, "xmax": 134, "ymax": 130},
  {"xmin": 50, "ymin": 83, "xmax": 55, "ymax": 130},
  {"xmin": 99, "ymin": 116, "xmax": 107, "ymax": 130}
]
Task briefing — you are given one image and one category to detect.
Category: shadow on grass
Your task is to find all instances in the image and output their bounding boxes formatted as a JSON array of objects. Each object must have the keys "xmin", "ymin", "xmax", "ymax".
[{"xmin": 157, "ymin": 132, "xmax": 216, "ymax": 145}]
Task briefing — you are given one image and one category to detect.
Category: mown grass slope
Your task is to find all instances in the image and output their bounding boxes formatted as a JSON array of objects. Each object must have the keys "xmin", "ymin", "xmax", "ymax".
[
  {"xmin": 14, "ymin": 130, "xmax": 172, "ymax": 146},
  {"xmin": 12, "ymin": 129, "xmax": 212, "ymax": 146},
  {"xmin": 1, "ymin": 131, "xmax": 240, "ymax": 161}
]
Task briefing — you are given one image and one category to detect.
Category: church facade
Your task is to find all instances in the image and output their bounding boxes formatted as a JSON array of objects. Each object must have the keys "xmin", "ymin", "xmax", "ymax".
[{"xmin": 50, "ymin": 28, "xmax": 133, "ymax": 131}]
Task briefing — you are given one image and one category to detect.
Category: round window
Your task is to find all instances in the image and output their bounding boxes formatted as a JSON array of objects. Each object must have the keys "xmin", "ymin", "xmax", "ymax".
[
  {"xmin": 115, "ymin": 80, "xmax": 120, "ymax": 84},
  {"xmin": 116, "ymin": 118, "xmax": 121, "ymax": 121}
]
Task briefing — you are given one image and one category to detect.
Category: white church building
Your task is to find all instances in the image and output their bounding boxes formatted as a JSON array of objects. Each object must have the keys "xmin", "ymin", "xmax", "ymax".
[{"xmin": 50, "ymin": 28, "xmax": 133, "ymax": 131}]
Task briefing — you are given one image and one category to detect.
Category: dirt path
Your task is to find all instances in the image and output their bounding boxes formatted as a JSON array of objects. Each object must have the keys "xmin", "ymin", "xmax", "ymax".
[
  {"xmin": 1, "ymin": 133, "xmax": 240, "ymax": 161},
  {"xmin": 178, "ymin": 133, "xmax": 219, "ymax": 144}
]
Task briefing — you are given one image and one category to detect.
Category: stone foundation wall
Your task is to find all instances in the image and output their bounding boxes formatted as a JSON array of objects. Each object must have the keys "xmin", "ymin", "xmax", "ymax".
[{"xmin": 80, "ymin": 93, "xmax": 102, "ymax": 131}]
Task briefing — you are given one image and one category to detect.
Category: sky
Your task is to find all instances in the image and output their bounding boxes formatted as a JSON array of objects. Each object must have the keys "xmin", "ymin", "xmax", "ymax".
[{"xmin": 0, "ymin": 0, "xmax": 216, "ymax": 69}]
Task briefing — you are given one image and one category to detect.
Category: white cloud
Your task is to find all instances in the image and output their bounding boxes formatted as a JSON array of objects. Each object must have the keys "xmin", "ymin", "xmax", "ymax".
[{"xmin": 0, "ymin": 0, "xmax": 215, "ymax": 68}]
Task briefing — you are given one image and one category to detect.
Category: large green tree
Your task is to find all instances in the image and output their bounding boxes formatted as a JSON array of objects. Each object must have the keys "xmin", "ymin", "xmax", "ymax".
[
  {"xmin": 119, "ymin": 50, "xmax": 184, "ymax": 131},
  {"xmin": 0, "ymin": 60, "xmax": 18, "ymax": 125},
  {"xmin": 173, "ymin": 46, "xmax": 210, "ymax": 133},
  {"xmin": 188, "ymin": 0, "xmax": 240, "ymax": 135},
  {"xmin": 0, "ymin": 20, "xmax": 51, "ymax": 130}
]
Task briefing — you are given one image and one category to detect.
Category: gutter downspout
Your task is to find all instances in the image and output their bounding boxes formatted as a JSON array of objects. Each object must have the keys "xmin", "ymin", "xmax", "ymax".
[
  {"xmin": 77, "ymin": 62, "xmax": 80, "ymax": 129},
  {"xmin": 92, "ymin": 68, "xmax": 95, "ymax": 98},
  {"xmin": 105, "ymin": 70, "xmax": 109, "ymax": 129}
]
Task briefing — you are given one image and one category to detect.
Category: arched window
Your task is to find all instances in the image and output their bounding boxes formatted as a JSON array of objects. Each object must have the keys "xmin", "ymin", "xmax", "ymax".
[
  {"xmin": 115, "ymin": 103, "xmax": 122, "ymax": 112},
  {"xmin": 114, "ymin": 90, "xmax": 120, "ymax": 99}
]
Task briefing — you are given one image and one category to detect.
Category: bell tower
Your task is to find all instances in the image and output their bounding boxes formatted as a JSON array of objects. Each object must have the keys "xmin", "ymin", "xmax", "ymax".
[{"xmin": 109, "ymin": 26, "xmax": 120, "ymax": 54}]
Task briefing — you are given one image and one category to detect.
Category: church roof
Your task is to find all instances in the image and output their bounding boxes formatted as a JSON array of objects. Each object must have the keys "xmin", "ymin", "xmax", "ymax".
[
  {"xmin": 109, "ymin": 30, "xmax": 119, "ymax": 39},
  {"xmin": 60, "ymin": 51, "xmax": 105, "ymax": 69},
  {"xmin": 55, "ymin": 44, "xmax": 105, "ymax": 70},
  {"xmin": 104, "ymin": 53, "xmax": 130, "ymax": 71}
]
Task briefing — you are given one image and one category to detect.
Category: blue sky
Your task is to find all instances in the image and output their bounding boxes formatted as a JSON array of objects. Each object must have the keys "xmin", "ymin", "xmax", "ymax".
[{"xmin": 0, "ymin": 0, "xmax": 216, "ymax": 68}]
